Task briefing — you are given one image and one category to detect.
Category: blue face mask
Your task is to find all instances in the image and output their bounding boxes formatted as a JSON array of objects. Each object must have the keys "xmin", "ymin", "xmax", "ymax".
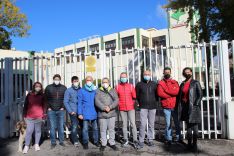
[
  {"xmin": 86, "ymin": 81, "xmax": 93, "ymax": 87},
  {"xmin": 143, "ymin": 75, "xmax": 151, "ymax": 81},
  {"xmin": 120, "ymin": 77, "xmax": 128, "ymax": 83}
]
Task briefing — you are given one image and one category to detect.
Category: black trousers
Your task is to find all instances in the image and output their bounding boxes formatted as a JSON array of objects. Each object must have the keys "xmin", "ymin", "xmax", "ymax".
[{"xmin": 186, "ymin": 122, "xmax": 198, "ymax": 145}]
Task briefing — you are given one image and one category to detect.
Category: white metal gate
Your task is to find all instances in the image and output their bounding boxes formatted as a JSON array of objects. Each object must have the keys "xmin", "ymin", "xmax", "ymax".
[{"xmin": 0, "ymin": 40, "xmax": 232, "ymax": 139}]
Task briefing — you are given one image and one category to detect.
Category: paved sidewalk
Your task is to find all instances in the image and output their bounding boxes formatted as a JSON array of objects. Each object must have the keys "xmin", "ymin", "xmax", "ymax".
[{"xmin": 1, "ymin": 138, "xmax": 234, "ymax": 156}]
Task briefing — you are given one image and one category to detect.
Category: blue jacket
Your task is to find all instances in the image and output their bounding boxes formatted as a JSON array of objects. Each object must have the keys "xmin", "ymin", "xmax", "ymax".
[
  {"xmin": 77, "ymin": 87, "xmax": 97, "ymax": 120},
  {"xmin": 64, "ymin": 86, "xmax": 80, "ymax": 113}
]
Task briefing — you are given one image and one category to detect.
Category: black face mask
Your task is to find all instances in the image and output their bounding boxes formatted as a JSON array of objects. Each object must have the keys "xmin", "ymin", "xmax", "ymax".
[
  {"xmin": 184, "ymin": 74, "xmax": 192, "ymax": 79},
  {"xmin": 164, "ymin": 74, "xmax": 170, "ymax": 79}
]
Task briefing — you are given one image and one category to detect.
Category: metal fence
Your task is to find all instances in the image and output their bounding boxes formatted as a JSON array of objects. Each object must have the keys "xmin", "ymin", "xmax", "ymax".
[{"xmin": 0, "ymin": 40, "xmax": 232, "ymax": 140}]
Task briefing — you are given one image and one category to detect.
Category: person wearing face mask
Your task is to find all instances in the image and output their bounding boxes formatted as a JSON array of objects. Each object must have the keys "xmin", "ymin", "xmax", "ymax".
[
  {"xmin": 157, "ymin": 67, "xmax": 182, "ymax": 146},
  {"xmin": 177, "ymin": 67, "xmax": 203, "ymax": 152},
  {"xmin": 64, "ymin": 76, "xmax": 81, "ymax": 147},
  {"xmin": 95, "ymin": 77, "xmax": 119, "ymax": 151},
  {"xmin": 44, "ymin": 74, "xmax": 67, "ymax": 149},
  {"xmin": 22, "ymin": 82, "xmax": 46, "ymax": 154},
  {"xmin": 77, "ymin": 76, "xmax": 100, "ymax": 149},
  {"xmin": 135, "ymin": 70, "xmax": 159, "ymax": 149},
  {"xmin": 115, "ymin": 72, "xmax": 138, "ymax": 148}
]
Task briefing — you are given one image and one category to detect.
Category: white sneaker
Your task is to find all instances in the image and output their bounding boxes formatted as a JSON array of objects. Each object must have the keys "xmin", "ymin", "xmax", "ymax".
[
  {"xmin": 35, "ymin": 144, "xmax": 40, "ymax": 151},
  {"xmin": 23, "ymin": 146, "xmax": 29, "ymax": 154}
]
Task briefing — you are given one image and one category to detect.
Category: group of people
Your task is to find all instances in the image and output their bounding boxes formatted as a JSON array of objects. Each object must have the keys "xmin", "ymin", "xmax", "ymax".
[{"xmin": 22, "ymin": 66, "xmax": 202, "ymax": 154}]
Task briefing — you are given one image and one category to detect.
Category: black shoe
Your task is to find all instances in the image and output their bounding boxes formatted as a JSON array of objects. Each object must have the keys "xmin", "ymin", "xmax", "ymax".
[
  {"xmin": 100, "ymin": 146, "xmax": 106, "ymax": 151},
  {"xmin": 133, "ymin": 141, "xmax": 138, "ymax": 149},
  {"xmin": 50, "ymin": 144, "xmax": 56, "ymax": 149},
  {"xmin": 148, "ymin": 141, "xmax": 155, "ymax": 147},
  {"xmin": 59, "ymin": 142, "xmax": 65, "ymax": 147},
  {"xmin": 110, "ymin": 145, "xmax": 118, "ymax": 151},
  {"xmin": 122, "ymin": 139, "xmax": 129, "ymax": 147},
  {"xmin": 94, "ymin": 142, "xmax": 101, "ymax": 147},
  {"xmin": 83, "ymin": 143, "xmax": 89, "ymax": 149},
  {"xmin": 187, "ymin": 144, "xmax": 193, "ymax": 151}
]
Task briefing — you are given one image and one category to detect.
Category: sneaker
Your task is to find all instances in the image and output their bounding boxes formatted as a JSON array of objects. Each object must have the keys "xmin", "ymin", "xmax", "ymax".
[
  {"xmin": 94, "ymin": 142, "xmax": 101, "ymax": 147},
  {"xmin": 59, "ymin": 142, "xmax": 66, "ymax": 147},
  {"xmin": 137, "ymin": 142, "xmax": 144, "ymax": 149},
  {"xmin": 74, "ymin": 142, "xmax": 79, "ymax": 147},
  {"xmin": 23, "ymin": 146, "xmax": 29, "ymax": 154},
  {"xmin": 100, "ymin": 146, "xmax": 106, "ymax": 151},
  {"xmin": 133, "ymin": 141, "xmax": 138, "ymax": 149},
  {"xmin": 83, "ymin": 143, "xmax": 89, "ymax": 150},
  {"xmin": 50, "ymin": 144, "xmax": 56, "ymax": 149},
  {"xmin": 122, "ymin": 139, "xmax": 129, "ymax": 147},
  {"xmin": 35, "ymin": 144, "xmax": 40, "ymax": 151},
  {"xmin": 110, "ymin": 145, "xmax": 118, "ymax": 151},
  {"xmin": 148, "ymin": 141, "xmax": 155, "ymax": 147}
]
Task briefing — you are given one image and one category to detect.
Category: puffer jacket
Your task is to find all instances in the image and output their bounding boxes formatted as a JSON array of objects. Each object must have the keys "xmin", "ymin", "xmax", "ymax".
[
  {"xmin": 77, "ymin": 87, "xmax": 97, "ymax": 120},
  {"xmin": 177, "ymin": 79, "xmax": 203, "ymax": 123},
  {"xmin": 95, "ymin": 86, "xmax": 119, "ymax": 119},
  {"xmin": 115, "ymin": 83, "xmax": 136, "ymax": 111},
  {"xmin": 64, "ymin": 85, "xmax": 81, "ymax": 113},
  {"xmin": 45, "ymin": 83, "xmax": 67, "ymax": 111},
  {"xmin": 157, "ymin": 78, "xmax": 179, "ymax": 109}
]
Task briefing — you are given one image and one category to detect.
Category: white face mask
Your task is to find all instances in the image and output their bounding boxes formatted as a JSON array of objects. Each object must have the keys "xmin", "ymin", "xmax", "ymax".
[
  {"xmin": 102, "ymin": 83, "xmax": 109, "ymax": 89},
  {"xmin": 73, "ymin": 82, "xmax": 79, "ymax": 87},
  {"xmin": 35, "ymin": 87, "xmax": 41, "ymax": 92},
  {"xmin": 54, "ymin": 80, "xmax": 60, "ymax": 85},
  {"xmin": 86, "ymin": 81, "xmax": 92, "ymax": 87}
]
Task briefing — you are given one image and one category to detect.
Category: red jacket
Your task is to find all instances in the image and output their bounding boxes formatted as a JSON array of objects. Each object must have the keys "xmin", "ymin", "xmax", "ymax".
[
  {"xmin": 23, "ymin": 92, "xmax": 45, "ymax": 119},
  {"xmin": 157, "ymin": 79, "xmax": 179, "ymax": 109},
  {"xmin": 115, "ymin": 83, "xmax": 136, "ymax": 111}
]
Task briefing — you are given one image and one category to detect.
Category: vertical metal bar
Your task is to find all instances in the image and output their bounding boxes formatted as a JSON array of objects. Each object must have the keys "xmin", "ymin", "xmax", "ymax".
[
  {"xmin": 137, "ymin": 49, "xmax": 141, "ymax": 82},
  {"xmin": 204, "ymin": 42, "xmax": 211, "ymax": 139},
  {"xmin": 50, "ymin": 57, "xmax": 53, "ymax": 85},
  {"xmin": 95, "ymin": 51, "xmax": 98, "ymax": 86},
  {"xmin": 132, "ymin": 48, "xmax": 136, "ymax": 86},
  {"xmin": 198, "ymin": 43, "xmax": 204, "ymax": 139},
  {"xmin": 149, "ymin": 48, "xmax": 152, "ymax": 79},
  {"xmin": 46, "ymin": 58, "xmax": 49, "ymax": 87},
  {"xmin": 0, "ymin": 59, "xmax": 3, "ymax": 104},
  {"xmin": 191, "ymin": 44, "xmax": 195, "ymax": 79},
  {"xmin": 161, "ymin": 45, "xmax": 164, "ymax": 68},
  {"xmin": 41, "ymin": 57, "xmax": 44, "ymax": 85},
  {"xmin": 210, "ymin": 42, "xmax": 217, "ymax": 139},
  {"xmin": 155, "ymin": 47, "xmax": 158, "ymax": 79},
  {"xmin": 126, "ymin": 49, "xmax": 129, "ymax": 82},
  {"xmin": 19, "ymin": 58, "xmax": 22, "ymax": 98},
  {"xmin": 143, "ymin": 47, "xmax": 146, "ymax": 70},
  {"xmin": 115, "ymin": 50, "xmax": 118, "ymax": 87},
  {"xmin": 23, "ymin": 58, "xmax": 27, "ymax": 97},
  {"xmin": 36, "ymin": 57, "xmax": 39, "ymax": 82},
  {"xmin": 14, "ymin": 59, "xmax": 18, "ymax": 101},
  {"xmin": 109, "ymin": 50, "xmax": 113, "ymax": 87},
  {"xmin": 27, "ymin": 58, "xmax": 31, "ymax": 92},
  {"xmin": 178, "ymin": 46, "xmax": 182, "ymax": 82}
]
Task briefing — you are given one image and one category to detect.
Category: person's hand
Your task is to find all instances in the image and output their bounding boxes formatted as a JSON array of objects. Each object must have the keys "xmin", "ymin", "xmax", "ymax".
[
  {"xmin": 105, "ymin": 106, "xmax": 110, "ymax": 113},
  {"xmin": 70, "ymin": 112, "xmax": 76, "ymax": 115},
  {"xmin": 48, "ymin": 108, "xmax": 52, "ymax": 111},
  {"xmin": 78, "ymin": 115, "xmax": 83, "ymax": 120},
  {"xmin": 60, "ymin": 108, "xmax": 64, "ymax": 110}
]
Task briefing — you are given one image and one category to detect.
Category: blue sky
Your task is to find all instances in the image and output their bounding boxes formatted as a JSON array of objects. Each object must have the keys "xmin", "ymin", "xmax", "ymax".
[{"xmin": 12, "ymin": 0, "xmax": 168, "ymax": 52}]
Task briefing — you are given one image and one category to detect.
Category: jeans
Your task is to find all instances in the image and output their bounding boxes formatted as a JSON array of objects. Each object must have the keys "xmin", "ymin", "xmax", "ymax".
[
  {"xmin": 48, "ymin": 110, "xmax": 65, "ymax": 145},
  {"xmin": 82, "ymin": 120, "xmax": 99, "ymax": 144},
  {"xmin": 120, "ymin": 110, "xmax": 138, "ymax": 141},
  {"xmin": 139, "ymin": 109, "xmax": 156, "ymax": 143},
  {"xmin": 69, "ymin": 114, "xmax": 79, "ymax": 143},
  {"xmin": 163, "ymin": 108, "xmax": 181, "ymax": 141},
  {"xmin": 25, "ymin": 119, "xmax": 42, "ymax": 146},
  {"xmin": 99, "ymin": 117, "xmax": 116, "ymax": 146}
]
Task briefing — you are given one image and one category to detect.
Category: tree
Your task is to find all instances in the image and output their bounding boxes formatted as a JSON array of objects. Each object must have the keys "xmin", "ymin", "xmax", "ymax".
[{"xmin": 0, "ymin": 0, "xmax": 30, "ymax": 49}]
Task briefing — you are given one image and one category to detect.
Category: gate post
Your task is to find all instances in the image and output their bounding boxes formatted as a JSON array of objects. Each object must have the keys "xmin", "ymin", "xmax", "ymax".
[
  {"xmin": 218, "ymin": 40, "xmax": 232, "ymax": 139},
  {"xmin": 0, "ymin": 58, "xmax": 13, "ymax": 138}
]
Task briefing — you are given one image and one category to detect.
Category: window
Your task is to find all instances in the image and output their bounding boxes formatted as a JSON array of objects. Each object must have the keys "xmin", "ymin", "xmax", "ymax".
[
  {"xmin": 152, "ymin": 35, "xmax": 166, "ymax": 47},
  {"xmin": 77, "ymin": 47, "xmax": 85, "ymax": 54},
  {"xmin": 105, "ymin": 40, "xmax": 116, "ymax": 51},
  {"xmin": 89, "ymin": 44, "xmax": 99, "ymax": 52},
  {"xmin": 122, "ymin": 36, "xmax": 134, "ymax": 49},
  {"xmin": 142, "ymin": 36, "xmax": 149, "ymax": 48}
]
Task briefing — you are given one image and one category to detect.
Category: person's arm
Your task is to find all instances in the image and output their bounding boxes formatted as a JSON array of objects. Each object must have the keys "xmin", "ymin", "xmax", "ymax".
[
  {"xmin": 194, "ymin": 81, "xmax": 203, "ymax": 106},
  {"xmin": 77, "ymin": 90, "xmax": 83, "ymax": 115},
  {"xmin": 135, "ymin": 83, "xmax": 140, "ymax": 103},
  {"xmin": 95, "ymin": 90, "xmax": 106, "ymax": 111},
  {"xmin": 23, "ymin": 94, "xmax": 29, "ymax": 118},
  {"xmin": 131, "ymin": 85, "xmax": 136, "ymax": 100},
  {"xmin": 157, "ymin": 84, "xmax": 171, "ymax": 98},
  {"xmin": 164, "ymin": 81, "xmax": 180, "ymax": 96},
  {"xmin": 64, "ymin": 89, "xmax": 72, "ymax": 113},
  {"xmin": 109, "ymin": 90, "xmax": 119, "ymax": 110}
]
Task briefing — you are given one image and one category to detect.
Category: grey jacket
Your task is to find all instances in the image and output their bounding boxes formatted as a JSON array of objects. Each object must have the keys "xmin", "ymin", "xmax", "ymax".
[{"xmin": 95, "ymin": 86, "xmax": 119, "ymax": 119}]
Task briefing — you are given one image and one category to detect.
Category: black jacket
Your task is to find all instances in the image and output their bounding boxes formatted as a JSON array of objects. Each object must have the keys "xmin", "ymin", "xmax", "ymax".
[
  {"xmin": 136, "ymin": 80, "xmax": 159, "ymax": 109},
  {"xmin": 45, "ymin": 83, "xmax": 67, "ymax": 111},
  {"xmin": 177, "ymin": 79, "xmax": 203, "ymax": 123}
]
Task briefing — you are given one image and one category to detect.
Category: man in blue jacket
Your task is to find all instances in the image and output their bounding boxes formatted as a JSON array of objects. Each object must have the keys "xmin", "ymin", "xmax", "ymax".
[
  {"xmin": 64, "ymin": 76, "xmax": 81, "ymax": 147},
  {"xmin": 77, "ymin": 76, "xmax": 100, "ymax": 149}
]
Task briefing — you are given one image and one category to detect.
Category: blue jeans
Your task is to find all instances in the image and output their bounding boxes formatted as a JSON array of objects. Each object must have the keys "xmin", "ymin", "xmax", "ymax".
[
  {"xmin": 163, "ymin": 108, "xmax": 181, "ymax": 141},
  {"xmin": 48, "ymin": 110, "xmax": 65, "ymax": 144},
  {"xmin": 82, "ymin": 120, "xmax": 99, "ymax": 144},
  {"xmin": 69, "ymin": 114, "xmax": 79, "ymax": 143}
]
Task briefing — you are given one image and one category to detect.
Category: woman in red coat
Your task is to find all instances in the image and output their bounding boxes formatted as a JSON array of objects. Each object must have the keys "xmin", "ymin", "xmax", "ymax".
[
  {"xmin": 115, "ymin": 72, "xmax": 138, "ymax": 148},
  {"xmin": 22, "ymin": 82, "xmax": 45, "ymax": 154}
]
